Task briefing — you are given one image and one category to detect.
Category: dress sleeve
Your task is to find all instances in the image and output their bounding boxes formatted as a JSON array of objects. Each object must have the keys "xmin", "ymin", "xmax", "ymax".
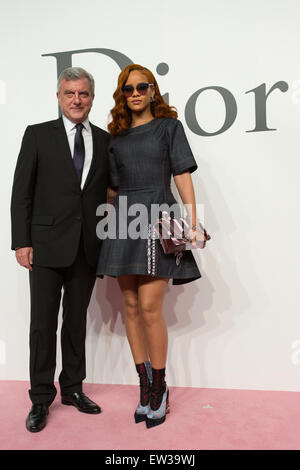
[
  {"xmin": 167, "ymin": 119, "xmax": 198, "ymax": 176},
  {"xmin": 108, "ymin": 141, "xmax": 120, "ymax": 188}
]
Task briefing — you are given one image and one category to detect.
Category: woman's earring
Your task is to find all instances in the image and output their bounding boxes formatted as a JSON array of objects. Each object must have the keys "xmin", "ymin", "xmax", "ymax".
[{"xmin": 150, "ymin": 96, "xmax": 155, "ymax": 103}]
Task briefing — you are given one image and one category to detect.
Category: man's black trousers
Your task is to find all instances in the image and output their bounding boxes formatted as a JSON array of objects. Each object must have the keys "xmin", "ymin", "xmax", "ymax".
[{"xmin": 28, "ymin": 234, "xmax": 96, "ymax": 405}]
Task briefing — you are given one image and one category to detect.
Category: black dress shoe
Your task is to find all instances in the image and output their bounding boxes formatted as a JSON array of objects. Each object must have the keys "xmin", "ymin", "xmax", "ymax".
[
  {"xmin": 61, "ymin": 392, "xmax": 101, "ymax": 414},
  {"xmin": 26, "ymin": 404, "xmax": 49, "ymax": 433}
]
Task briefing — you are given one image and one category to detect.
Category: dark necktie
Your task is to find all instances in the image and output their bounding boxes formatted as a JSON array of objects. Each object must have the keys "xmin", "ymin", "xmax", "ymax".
[{"xmin": 73, "ymin": 123, "xmax": 85, "ymax": 184}]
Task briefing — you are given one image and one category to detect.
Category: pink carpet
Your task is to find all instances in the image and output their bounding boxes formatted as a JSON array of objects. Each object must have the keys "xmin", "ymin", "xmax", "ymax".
[{"xmin": 1, "ymin": 381, "xmax": 300, "ymax": 450}]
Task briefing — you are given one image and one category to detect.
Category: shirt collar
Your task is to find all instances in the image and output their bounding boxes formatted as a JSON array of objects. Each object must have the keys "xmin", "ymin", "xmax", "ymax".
[{"xmin": 62, "ymin": 115, "xmax": 91, "ymax": 134}]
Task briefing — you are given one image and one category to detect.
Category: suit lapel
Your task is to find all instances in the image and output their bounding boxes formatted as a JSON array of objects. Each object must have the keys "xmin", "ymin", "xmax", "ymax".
[{"xmin": 83, "ymin": 123, "xmax": 99, "ymax": 191}]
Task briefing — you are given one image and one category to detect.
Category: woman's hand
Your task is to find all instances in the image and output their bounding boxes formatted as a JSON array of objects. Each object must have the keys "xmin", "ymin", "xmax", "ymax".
[
  {"xmin": 188, "ymin": 227, "xmax": 207, "ymax": 246},
  {"xmin": 107, "ymin": 186, "xmax": 118, "ymax": 205}
]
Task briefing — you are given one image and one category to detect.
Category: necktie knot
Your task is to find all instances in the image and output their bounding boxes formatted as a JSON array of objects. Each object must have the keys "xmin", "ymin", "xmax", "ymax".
[{"xmin": 75, "ymin": 122, "xmax": 84, "ymax": 132}]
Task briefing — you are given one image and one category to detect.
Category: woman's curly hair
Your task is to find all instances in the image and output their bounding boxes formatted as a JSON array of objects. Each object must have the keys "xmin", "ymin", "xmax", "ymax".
[{"xmin": 108, "ymin": 64, "xmax": 178, "ymax": 136}]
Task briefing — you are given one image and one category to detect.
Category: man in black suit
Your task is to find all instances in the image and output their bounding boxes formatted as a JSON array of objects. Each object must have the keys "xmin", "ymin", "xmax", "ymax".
[{"xmin": 11, "ymin": 67, "xmax": 109, "ymax": 432}]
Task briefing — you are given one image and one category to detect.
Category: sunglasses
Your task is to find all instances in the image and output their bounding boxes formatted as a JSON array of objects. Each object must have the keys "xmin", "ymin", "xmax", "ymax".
[{"xmin": 122, "ymin": 82, "xmax": 154, "ymax": 97}]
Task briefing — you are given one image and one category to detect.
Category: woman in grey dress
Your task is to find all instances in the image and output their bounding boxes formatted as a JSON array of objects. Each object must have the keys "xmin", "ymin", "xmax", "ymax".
[{"xmin": 97, "ymin": 64, "xmax": 206, "ymax": 428}]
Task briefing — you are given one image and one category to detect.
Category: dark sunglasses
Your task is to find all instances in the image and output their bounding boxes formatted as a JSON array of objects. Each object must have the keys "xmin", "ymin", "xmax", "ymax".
[{"xmin": 122, "ymin": 82, "xmax": 154, "ymax": 97}]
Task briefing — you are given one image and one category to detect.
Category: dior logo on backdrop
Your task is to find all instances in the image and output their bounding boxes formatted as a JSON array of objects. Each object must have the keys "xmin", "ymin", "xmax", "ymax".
[{"xmin": 42, "ymin": 48, "xmax": 290, "ymax": 136}]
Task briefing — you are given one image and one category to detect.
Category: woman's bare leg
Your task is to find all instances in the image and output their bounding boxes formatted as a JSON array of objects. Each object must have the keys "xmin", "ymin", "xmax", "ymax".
[
  {"xmin": 138, "ymin": 276, "xmax": 169, "ymax": 369},
  {"xmin": 117, "ymin": 274, "xmax": 149, "ymax": 364}
]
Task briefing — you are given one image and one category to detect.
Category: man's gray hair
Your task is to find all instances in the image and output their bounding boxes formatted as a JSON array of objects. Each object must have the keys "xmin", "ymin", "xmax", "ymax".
[{"xmin": 57, "ymin": 67, "xmax": 95, "ymax": 96}]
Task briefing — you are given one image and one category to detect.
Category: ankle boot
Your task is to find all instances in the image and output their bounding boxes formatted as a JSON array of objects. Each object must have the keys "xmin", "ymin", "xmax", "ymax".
[
  {"xmin": 146, "ymin": 367, "xmax": 170, "ymax": 429},
  {"xmin": 134, "ymin": 361, "xmax": 152, "ymax": 423}
]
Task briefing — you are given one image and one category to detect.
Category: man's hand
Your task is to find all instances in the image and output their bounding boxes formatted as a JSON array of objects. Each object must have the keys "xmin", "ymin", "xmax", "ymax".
[{"xmin": 15, "ymin": 247, "xmax": 33, "ymax": 271}]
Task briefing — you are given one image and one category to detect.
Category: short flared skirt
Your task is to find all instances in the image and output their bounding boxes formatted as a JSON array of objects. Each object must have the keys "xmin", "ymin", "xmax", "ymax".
[{"xmin": 96, "ymin": 198, "xmax": 201, "ymax": 285}]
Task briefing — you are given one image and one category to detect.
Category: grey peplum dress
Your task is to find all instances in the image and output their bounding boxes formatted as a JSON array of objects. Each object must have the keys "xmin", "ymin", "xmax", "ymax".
[{"xmin": 96, "ymin": 117, "xmax": 201, "ymax": 285}]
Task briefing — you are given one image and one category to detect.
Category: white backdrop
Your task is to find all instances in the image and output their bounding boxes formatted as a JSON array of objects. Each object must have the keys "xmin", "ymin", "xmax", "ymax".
[{"xmin": 1, "ymin": 0, "xmax": 300, "ymax": 391}]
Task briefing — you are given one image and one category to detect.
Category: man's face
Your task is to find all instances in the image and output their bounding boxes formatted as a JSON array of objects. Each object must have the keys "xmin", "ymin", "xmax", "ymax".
[{"xmin": 57, "ymin": 78, "xmax": 94, "ymax": 123}]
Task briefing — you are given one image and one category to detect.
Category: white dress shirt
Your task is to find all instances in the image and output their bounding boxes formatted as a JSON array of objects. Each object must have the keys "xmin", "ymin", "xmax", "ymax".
[{"xmin": 62, "ymin": 115, "xmax": 93, "ymax": 189}]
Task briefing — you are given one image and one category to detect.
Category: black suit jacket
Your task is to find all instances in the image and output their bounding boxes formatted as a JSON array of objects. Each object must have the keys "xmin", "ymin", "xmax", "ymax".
[{"xmin": 11, "ymin": 117, "xmax": 109, "ymax": 268}]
